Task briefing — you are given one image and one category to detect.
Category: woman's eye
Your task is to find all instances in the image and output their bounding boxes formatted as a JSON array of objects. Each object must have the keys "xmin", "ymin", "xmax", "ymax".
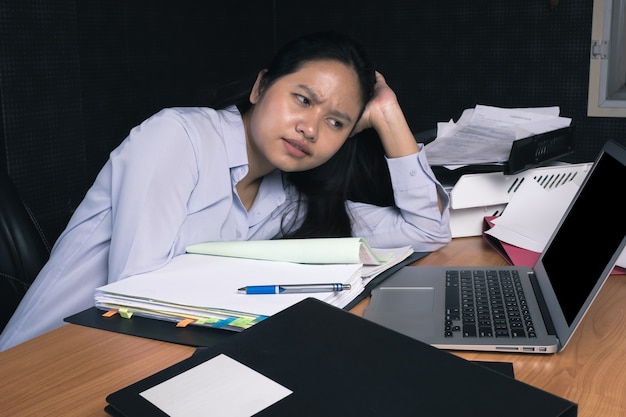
[
  {"xmin": 329, "ymin": 119, "xmax": 344, "ymax": 129},
  {"xmin": 295, "ymin": 94, "xmax": 310, "ymax": 105}
]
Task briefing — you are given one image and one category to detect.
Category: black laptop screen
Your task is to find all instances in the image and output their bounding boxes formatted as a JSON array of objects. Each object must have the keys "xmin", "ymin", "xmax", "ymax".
[{"xmin": 542, "ymin": 150, "xmax": 626, "ymax": 326}]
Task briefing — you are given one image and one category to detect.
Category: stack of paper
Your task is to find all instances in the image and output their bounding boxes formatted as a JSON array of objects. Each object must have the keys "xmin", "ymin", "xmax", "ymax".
[
  {"xmin": 186, "ymin": 237, "xmax": 414, "ymax": 280},
  {"xmin": 95, "ymin": 238, "xmax": 414, "ymax": 331},
  {"xmin": 424, "ymin": 104, "xmax": 572, "ymax": 167}
]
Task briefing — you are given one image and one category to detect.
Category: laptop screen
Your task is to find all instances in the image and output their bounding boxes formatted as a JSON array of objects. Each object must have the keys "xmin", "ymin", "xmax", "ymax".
[{"xmin": 542, "ymin": 147, "xmax": 626, "ymax": 326}]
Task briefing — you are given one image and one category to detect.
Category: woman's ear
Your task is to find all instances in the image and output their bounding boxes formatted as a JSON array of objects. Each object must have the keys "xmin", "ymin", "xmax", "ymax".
[{"xmin": 249, "ymin": 69, "xmax": 268, "ymax": 104}]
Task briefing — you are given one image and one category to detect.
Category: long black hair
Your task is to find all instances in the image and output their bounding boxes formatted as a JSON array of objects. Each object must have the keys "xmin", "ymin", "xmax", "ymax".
[
  {"xmin": 272, "ymin": 32, "xmax": 397, "ymax": 238},
  {"xmin": 208, "ymin": 31, "xmax": 395, "ymax": 238}
]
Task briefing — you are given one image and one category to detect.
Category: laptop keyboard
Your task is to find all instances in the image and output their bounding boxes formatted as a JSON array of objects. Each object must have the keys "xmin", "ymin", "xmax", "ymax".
[{"xmin": 444, "ymin": 269, "xmax": 537, "ymax": 338}]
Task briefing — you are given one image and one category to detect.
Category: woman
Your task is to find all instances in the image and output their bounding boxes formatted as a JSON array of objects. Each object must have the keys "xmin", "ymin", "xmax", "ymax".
[{"xmin": 0, "ymin": 31, "xmax": 450, "ymax": 350}]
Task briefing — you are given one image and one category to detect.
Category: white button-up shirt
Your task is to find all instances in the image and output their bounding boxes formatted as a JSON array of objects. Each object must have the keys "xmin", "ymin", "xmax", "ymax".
[{"xmin": 0, "ymin": 106, "xmax": 450, "ymax": 350}]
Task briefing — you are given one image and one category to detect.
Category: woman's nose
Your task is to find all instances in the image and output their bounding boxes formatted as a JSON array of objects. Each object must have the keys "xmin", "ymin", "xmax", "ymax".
[{"xmin": 296, "ymin": 114, "xmax": 318, "ymax": 141}]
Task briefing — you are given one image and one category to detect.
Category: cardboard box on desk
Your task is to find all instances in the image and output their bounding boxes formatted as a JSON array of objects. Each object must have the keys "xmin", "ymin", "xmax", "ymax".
[{"xmin": 447, "ymin": 162, "xmax": 592, "ymax": 237}]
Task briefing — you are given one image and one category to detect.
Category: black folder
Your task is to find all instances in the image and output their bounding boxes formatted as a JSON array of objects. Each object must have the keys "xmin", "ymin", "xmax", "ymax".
[{"xmin": 105, "ymin": 298, "xmax": 577, "ymax": 417}]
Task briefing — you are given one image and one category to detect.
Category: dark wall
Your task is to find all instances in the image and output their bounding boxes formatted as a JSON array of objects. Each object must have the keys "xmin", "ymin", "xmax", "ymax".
[
  {"xmin": 274, "ymin": 0, "xmax": 626, "ymax": 159},
  {"xmin": 0, "ymin": 1, "xmax": 276, "ymax": 244},
  {"xmin": 2, "ymin": 0, "xmax": 625, "ymax": 247}
]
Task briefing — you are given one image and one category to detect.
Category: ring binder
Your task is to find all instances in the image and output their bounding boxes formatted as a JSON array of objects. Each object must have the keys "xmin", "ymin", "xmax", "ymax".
[{"xmin": 504, "ymin": 126, "xmax": 575, "ymax": 174}]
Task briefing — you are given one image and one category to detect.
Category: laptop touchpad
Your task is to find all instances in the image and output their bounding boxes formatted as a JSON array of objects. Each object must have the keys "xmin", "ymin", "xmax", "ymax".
[{"xmin": 374, "ymin": 287, "xmax": 435, "ymax": 313}]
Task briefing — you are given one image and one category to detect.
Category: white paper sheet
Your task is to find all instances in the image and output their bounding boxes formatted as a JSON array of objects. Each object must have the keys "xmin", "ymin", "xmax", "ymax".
[
  {"xmin": 95, "ymin": 254, "xmax": 364, "ymax": 317},
  {"xmin": 141, "ymin": 354, "xmax": 292, "ymax": 417},
  {"xmin": 485, "ymin": 179, "xmax": 578, "ymax": 253}
]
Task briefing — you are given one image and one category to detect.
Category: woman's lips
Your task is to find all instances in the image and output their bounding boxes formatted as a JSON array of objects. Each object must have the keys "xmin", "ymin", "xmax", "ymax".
[{"xmin": 283, "ymin": 138, "xmax": 311, "ymax": 157}]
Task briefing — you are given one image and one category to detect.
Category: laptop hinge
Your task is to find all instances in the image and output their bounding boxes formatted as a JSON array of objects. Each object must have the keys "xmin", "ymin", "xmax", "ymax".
[{"xmin": 528, "ymin": 272, "xmax": 557, "ymax": 336}]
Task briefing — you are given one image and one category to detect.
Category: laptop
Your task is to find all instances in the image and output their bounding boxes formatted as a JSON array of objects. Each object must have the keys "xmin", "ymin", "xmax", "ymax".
[{"xmin": 364, "ymin": 139, "xmax": 626, "ymax": 354}]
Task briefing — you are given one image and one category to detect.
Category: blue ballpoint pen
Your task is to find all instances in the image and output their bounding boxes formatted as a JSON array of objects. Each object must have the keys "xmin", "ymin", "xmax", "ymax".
[{"xmin": 238, "ymin": 283, "xmax": 351, "ymax": 294}]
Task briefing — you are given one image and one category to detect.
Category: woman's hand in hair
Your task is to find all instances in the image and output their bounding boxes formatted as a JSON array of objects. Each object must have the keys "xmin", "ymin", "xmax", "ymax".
[{"xmin": 352, "ymin": 72, "xmax": 419, "ymax": 158}]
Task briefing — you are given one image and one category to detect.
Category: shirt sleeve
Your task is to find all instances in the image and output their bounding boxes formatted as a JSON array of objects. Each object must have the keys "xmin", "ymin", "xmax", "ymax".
[
  {"xmin": 348, "ymin": 147, "xmax": 451, "ymax": 252},
  {"xmin": 106, "ymin": 109, "xmax": 203, "ymax": 280}
]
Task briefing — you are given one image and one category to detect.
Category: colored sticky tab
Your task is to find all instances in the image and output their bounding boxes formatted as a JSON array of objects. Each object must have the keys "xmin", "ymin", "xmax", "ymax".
[
  {"xmin": 195, "ymin": 317, "xmax": 220, "ymax": 325},
  {"xmin": 119, "ymin": 308, "xmax": 133, "ymax": 319},
  {"xmin": 211, "ymin": 317, "xmax": 236, "ymax": 328},
  {"xmin": 176, "ymin": 318, "xmax": 195, "ymax": 328},
  {"xmin": 229, "ymin": 317, "xmax": 257, "ymax": 329},
  {"xmin": 102, "ymin": 310, "xmax": 118, "ymax": 318}
]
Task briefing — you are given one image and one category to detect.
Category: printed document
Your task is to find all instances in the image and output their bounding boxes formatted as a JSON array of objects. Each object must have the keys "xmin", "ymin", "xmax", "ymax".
[{"xmin": 424, "ymin": 105, "xmax": 571, "ymax": 167}]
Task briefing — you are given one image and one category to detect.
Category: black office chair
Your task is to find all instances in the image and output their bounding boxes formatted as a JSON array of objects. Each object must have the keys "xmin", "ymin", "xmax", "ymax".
[{"xmin": 0, "ymin": 169, "xmax": 51, "ymax": 332}]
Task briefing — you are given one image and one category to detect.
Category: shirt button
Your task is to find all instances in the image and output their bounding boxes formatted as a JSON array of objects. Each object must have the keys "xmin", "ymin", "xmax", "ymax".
[{"xmin": 410, "ymin": 169, "xmax": 417, "ymax": 176}]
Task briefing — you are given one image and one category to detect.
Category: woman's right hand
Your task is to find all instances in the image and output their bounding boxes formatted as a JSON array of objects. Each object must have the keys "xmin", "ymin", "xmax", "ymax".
[{"xmin": 353, "ymin": 71, "xmax": 419, "ymax": 159}]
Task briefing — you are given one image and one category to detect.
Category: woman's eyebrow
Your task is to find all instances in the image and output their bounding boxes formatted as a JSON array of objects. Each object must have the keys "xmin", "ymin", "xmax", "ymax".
[{"xmin": 297, "ymin": 84, "xmax": 353, "ymax": 124}]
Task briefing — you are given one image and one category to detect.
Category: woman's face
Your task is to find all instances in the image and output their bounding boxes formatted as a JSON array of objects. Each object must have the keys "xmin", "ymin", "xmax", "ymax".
[{"xmin": 245, "ymin": 59, "xmax": 363, "ymax": 173}]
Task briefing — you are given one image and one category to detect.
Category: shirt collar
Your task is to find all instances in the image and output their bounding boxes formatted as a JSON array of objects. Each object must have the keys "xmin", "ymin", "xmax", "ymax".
[{"xmin": 220, "ymin": 106, "xmax": 249, "ymax": 170}]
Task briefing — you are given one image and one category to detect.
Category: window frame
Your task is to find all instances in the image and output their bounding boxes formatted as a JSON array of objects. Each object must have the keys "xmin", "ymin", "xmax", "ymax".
[{"xmin": 588, "ymin": 0, "xmax": 626, "ymax": 117}]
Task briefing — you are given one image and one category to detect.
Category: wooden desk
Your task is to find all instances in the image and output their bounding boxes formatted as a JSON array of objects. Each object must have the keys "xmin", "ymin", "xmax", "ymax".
[{"xmin": 1, "ymin": 237, "xmax": 625, "ymax": 416}]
